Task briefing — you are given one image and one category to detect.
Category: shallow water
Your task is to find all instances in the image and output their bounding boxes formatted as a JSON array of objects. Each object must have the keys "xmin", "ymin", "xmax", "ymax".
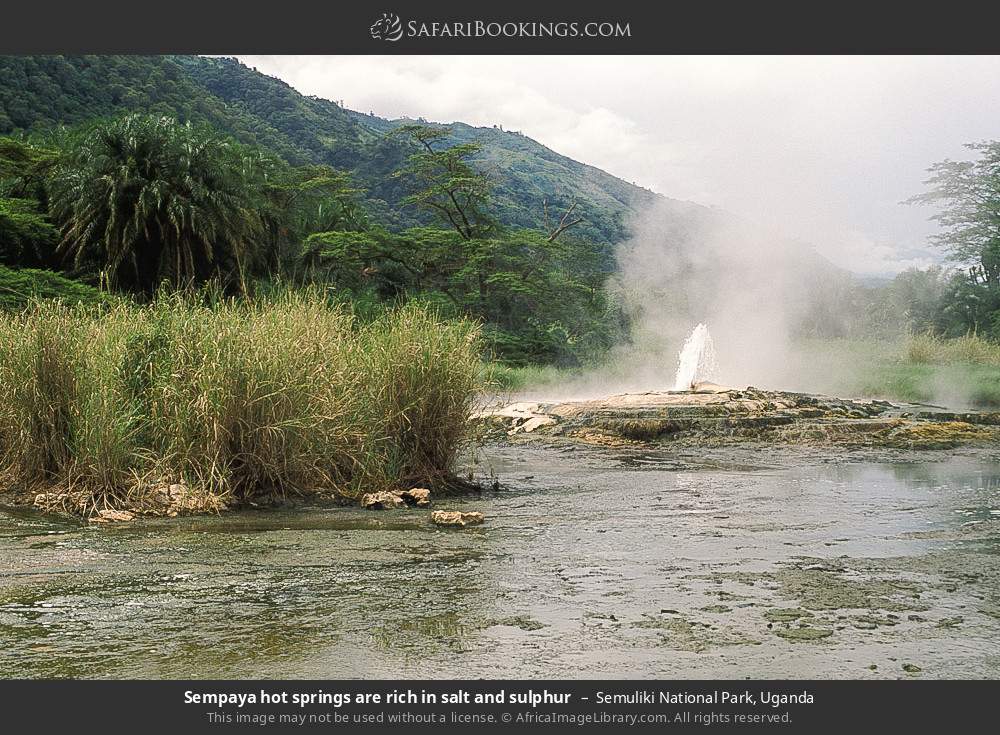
[{"xmin": 2, "ymin": 445, "xmax": 1000, "ymax": 679}]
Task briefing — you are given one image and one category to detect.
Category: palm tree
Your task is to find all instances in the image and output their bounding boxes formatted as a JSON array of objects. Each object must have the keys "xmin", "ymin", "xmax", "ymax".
[{"xmin": 48, "ymin": 114, "xmax": 264, "ymax": 295}]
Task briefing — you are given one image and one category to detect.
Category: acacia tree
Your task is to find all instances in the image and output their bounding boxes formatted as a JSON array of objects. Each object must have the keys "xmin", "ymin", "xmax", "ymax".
[
  {"xmin": 0, "ymin": 197, "xmax": 57, "ymax": 266},
  {"xmin": 391, "ymin": 125, "xmax": 497, "ymax": 240},
  {"xmin": 910, "ymin": 141, "xmax": 1000, "ymax": 286},
  {"xmin": 261, "ymin": 163, "xmax": 366, "ymax": 281},
  {"xmin": 48, "ymin": 114, "xmax": 265, "ymax": 295},
  {"xmin": 0, "ymin": 137, "xmax": 58, "ymax": 204},
  {"xmin": 0, "ymin": 138, "xmax": 59, "ymax": 266},
  {"xmin": 299, "ymin": 124, "xmax": 615, "ymax": 363}
]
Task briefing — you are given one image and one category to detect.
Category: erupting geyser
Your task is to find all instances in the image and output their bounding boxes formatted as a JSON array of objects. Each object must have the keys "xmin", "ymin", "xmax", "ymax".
[{"xmin": 673, "ymin": 323, "xmax": 718, "ymax": 390}]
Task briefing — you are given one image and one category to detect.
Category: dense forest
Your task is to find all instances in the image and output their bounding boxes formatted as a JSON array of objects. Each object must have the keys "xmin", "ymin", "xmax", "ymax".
[
  {"xmin": 2, "ymin": 54, "xmax": 1000, "ymax": 371},
  {"xmin": 0, "ymin": 55, "xmax": 663, "ymax": 364}
]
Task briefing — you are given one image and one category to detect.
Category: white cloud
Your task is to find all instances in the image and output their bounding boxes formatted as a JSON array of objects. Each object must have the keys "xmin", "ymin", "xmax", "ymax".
[
  {"xmin": 811, "ymin": 230, "xmax": 937, "ymax": 277},
  {"xmin": 239, "ymin": 55, "xmax": 1000, "ymax": 276}
]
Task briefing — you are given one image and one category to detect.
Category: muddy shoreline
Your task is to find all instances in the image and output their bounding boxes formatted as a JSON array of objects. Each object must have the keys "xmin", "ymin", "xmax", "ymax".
[
  {"xmin": 2, "ymin": 388, "xmax": 1000, "ymax": 679},
  {"xmin": 2, "ymin": 473, "xmax": 487, "ymax": 522},
  {"xmin": 3, "ymin": 440, "xmax": 999, "ymax": 678},
  {"xmin": 6, "ymin": 386, "xmax": 999, "ymax": 521}
]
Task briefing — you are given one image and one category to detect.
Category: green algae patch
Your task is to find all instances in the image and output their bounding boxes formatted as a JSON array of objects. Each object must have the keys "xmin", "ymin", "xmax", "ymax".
[
  {"xmin": 598, "ymin": 418, "xmax": 687, "ymax": 441},
  {"xmin": 632, "ymin": 613, "xmax": 760, "ymax": 652},
  {"xmin": 700, "ymin": 570, "xmax": 775, "ymax": 588},
  {"xmin": 371, "ymin": 611, "xmax": 480, "ymax": 653},
  {"xmin": 884, "ymin": 421, "xmax": 995, "ymax": 449},
  {"xmin": 700, "ymin": 604, "xmax": 732, "ymax": 614},
  {"xmin": 774, "ymin": 567, "xmax": 927, "ymax": 613},
  {"xmin": 764, "ymin": 608, "xmax": 813, "ymax": 623},
  {"xmin": 707, "ymin": 589, "xmax": 753, "ymax": 602},
  {"xmin": 850, "ymin": 614, "xmax": 899, "ymax": 629}
]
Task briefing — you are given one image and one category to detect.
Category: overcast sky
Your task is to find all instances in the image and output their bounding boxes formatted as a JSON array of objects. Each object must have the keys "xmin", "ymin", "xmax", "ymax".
[{"xmin": 239, "ymin": 55, "xmax": 1000, "ymax": 276}]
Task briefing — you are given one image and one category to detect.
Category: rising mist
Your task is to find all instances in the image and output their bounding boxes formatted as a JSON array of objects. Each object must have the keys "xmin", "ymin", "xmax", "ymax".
[{"xmin": 518, "ymin": 197, "xmax": 897, "ymax": 401}]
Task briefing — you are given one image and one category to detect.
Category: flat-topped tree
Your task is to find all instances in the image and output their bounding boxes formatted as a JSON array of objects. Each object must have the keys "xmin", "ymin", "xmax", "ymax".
[
  {"xmin": 0, "ymin": 138, "xmax": 60, "ymax": 267},
  {"xmin": 391, "ymin": 124, "xmax": 499, "ymax": 241}
]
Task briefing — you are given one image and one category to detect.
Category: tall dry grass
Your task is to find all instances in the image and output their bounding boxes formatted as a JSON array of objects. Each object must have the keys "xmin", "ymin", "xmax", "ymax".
[
  {"xmin": 905, "ymin": 332, "xmax": 1000, "ymax": 367},
  {"xmin": 0, "ymin": 292, "xmax": 481, "ymax": 514}
]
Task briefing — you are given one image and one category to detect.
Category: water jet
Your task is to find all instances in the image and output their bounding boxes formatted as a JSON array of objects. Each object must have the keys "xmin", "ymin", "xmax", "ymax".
[{"xmin": 673, "ymin": 323, "xmax": 718, "ymax": 391}]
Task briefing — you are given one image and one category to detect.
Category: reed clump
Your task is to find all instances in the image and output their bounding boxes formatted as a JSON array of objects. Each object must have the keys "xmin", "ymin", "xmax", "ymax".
[
  {"xmin": 905, "ymin": 332, "xmax": 1000, "ymax": 367},
  {"xmin": 0, "ymin": 292, "xmax": 481, "ymax": 516}
]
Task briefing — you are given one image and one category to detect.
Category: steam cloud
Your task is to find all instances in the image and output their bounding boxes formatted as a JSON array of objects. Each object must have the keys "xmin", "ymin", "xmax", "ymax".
[
  {"xmin": 608, "ymin": 198, "xmax": 819, "ymax": 392},
  {"xmin": 519, "ymin": 197, "xmax": 861, "ymax": 401}
]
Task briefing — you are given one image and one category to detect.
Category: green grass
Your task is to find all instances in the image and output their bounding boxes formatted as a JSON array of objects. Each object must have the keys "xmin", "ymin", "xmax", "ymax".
[
  {"xmin": 484, "ymin": 362, "xmax": 581, "ymax": 393},
  {"xmin": 794, "ymin": 335, "xmax": 1000, "ymax": 406},
  {"xmin": 856, "ymin": 362, "xmax": 1000, "ymax": 406},
  {"xmin": 857, "ymin": 334, "xmax": 1000, "ymax": 407},
  {"xmin": 0, "ymin": 292, "xmax": 481, "ymax": 515}
]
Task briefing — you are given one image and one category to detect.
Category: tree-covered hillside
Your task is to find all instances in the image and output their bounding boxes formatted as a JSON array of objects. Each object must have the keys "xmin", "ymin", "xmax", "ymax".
[
  {"xmin": 0, "ymin": 55, "xmax": 659, "ymax": 245},
  {"xmin": 2, "ymin": 54, "xmax": 879, "ymax": 365}
]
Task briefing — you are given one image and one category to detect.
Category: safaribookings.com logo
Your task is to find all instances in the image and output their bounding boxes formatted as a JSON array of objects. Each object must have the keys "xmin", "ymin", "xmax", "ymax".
[
  {"xmin": 369, "ymin": 13, "xmax": 631, "ymax": 42},
  {"xmin": 370, "ymin": 13, "xmax": 404, "ymax": 41}
]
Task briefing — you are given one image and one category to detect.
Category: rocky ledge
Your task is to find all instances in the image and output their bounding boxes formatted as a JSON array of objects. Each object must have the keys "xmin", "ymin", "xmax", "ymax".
[{"xmin": 473, "ymin": 384, "xmax": 1000, "ymax": 450}]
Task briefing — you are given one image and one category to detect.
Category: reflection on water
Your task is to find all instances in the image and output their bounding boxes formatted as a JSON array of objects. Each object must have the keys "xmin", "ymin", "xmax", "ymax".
[{"xmin": 2, "ymin": 448, "xmax": 999, "ymax": 679}]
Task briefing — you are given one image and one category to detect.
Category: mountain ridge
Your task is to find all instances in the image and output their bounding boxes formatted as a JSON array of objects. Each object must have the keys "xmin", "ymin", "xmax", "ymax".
[
  {"xmin": 0, "ymin": 55, "xmax": 700, "ymax": 247},
  {"xmin": 0, "ymin": 54, "xmax": 839, "ymax": 278}
]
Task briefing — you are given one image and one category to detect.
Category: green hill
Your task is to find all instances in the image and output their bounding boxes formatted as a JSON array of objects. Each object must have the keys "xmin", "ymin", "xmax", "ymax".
[
  {"xmin": 0, "ymin": 54, "xmax": 668, "ymax": 246},
  {"xmin": 0, "ymin": 54, "xmax": 841, "ymax": 298}
]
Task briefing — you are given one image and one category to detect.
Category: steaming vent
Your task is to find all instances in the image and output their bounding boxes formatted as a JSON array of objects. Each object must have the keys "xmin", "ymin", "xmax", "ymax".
[{"xmin": 673, "ymin": 323, "xmax": 719, "ymax": 391}]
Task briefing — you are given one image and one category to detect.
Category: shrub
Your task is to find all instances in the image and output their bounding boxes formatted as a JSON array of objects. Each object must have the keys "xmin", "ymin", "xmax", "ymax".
[
  {"xmin": 0, "ymin": 265, "xmax": 108, "ymax": 311},
  {"xmin": 0, "ymin": 292, "xmax": 480, "ymax": 514}
]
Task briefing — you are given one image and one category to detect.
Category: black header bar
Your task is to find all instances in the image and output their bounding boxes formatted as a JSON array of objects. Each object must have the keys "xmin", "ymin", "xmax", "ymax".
[{"xmin": 3, "ymin": 0, "xmax": 1000, "ymax": 54}]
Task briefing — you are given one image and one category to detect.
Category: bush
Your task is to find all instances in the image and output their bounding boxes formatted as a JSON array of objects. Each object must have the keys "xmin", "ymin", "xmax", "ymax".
[
  {"xmin": 0, "ymin": 292, "xmax": 481, "ymax": 514},
  {"xmin": 0, "ymin": 265, "xmax": 108, "ymax": 311}
]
